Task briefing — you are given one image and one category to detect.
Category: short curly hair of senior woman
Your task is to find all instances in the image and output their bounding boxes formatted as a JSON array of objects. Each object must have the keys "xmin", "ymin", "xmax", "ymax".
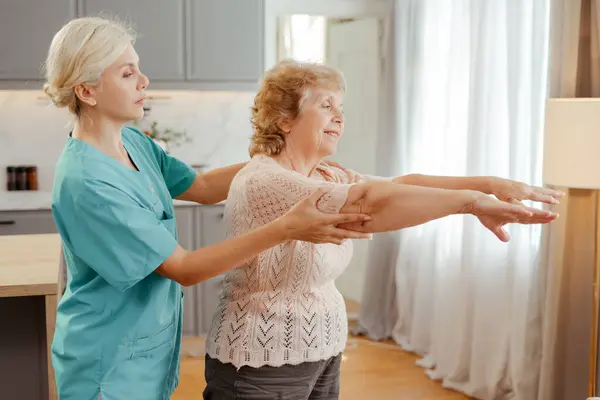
[{"xmin": 249, "ymin": 60, "xmax": 346, "ymax": 157}]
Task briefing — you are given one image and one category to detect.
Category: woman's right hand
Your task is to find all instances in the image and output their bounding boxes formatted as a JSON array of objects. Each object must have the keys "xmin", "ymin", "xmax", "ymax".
[
  {"xmin": 465, "ymin": 191, "xmax": 558, "ymax": 242},
  {"xmin": 278, "ymin": 187, "xmax": 373, "ymax": 245}
]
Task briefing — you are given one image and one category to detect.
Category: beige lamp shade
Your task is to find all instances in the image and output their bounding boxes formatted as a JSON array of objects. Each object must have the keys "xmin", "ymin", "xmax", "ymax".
[{"xmin": 543, "ymin": 98, "xmax": 600, "ymax": 189}]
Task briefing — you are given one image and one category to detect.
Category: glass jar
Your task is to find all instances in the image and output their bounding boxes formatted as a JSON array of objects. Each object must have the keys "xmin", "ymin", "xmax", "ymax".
[{"xmin": 26, "ymin": 166, "xmax": 38, "ymax": 190}]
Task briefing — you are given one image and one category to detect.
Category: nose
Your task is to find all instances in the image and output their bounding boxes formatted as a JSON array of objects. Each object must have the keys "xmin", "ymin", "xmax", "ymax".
[
  {"xmin": 138, "ymin": 72, "xmax": 149, "ymax": 91},
  {"xmin": 333, "ymin": 110, "xmax": 343, "ymax": 124}
]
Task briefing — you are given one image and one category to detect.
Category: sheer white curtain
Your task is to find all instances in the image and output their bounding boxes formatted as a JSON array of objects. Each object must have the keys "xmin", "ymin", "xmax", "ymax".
[{"xmin": 388, "ymin": 0, "xmax": 551, "ymax": 398}]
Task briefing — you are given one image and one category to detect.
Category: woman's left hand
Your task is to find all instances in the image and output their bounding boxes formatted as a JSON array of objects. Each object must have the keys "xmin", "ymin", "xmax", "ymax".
[
  {"xmin": 321, "ymin": 160, "xmax": 362, "ymax": 183},
  {"xmin": 488, "ymin": 177, "xmax": 564, "ymax": 205}
]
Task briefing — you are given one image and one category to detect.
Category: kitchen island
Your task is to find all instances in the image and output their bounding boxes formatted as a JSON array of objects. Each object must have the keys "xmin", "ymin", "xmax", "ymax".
[{"xmin": 0, "ymin": 233, "xmax": 60, "ymax": 400}]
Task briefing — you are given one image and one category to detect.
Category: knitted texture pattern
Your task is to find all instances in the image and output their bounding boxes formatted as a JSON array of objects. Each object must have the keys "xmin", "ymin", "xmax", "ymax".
[{"xmin": 205, "ymin": 155, "xmax": 359, "ymax": 368}]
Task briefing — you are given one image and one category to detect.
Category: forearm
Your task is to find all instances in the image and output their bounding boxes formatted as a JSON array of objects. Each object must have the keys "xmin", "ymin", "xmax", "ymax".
[
  {"xmin": 394, "ymin": 174, "xmax": 492, "ymax": 194},
  {"xmin": 340, "ymin": 181, "xmax": 478, "ymax": 233},
  {"xmin": 158, "ymin": 218, "xmax": 287, "ymax": 286},
  {"xmin": 177, "ymin": 162, "xmax": 247, "ymax": 204}
]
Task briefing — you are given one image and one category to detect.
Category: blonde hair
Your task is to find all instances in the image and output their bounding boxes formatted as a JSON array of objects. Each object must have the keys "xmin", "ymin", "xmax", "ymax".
[
  {"xmin": 43, "ymin": 16, "xmax": 136, "ymax": 116},
  {"xmin": 249, "ymin": 59, "xmax": 346, "ymax": 157}
]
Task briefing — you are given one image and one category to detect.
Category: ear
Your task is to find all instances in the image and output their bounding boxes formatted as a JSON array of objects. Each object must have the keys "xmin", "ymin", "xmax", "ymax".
[
  {"xmin": 74, "ymin": 84, "xmax": 97, "ymax": 107},
  {"xmin": 278, "ymin": 117, "xmax": 293, "ymax": 134}
]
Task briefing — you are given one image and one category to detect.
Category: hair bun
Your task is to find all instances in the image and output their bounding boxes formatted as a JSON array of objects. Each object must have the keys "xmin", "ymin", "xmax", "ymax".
[
  {"xmin": 43, "ymin": 83, "xmax": 60, "ymax": 106},
  {"xmin": 43, "ymin": 82, "xmax": 78, "ymax": 113}
]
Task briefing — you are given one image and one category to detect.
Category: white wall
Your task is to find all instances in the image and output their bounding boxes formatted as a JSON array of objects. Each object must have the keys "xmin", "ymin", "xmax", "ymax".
[{"xmin": 0, "ymin": 90, "xmax": 256, "ymax": 192}]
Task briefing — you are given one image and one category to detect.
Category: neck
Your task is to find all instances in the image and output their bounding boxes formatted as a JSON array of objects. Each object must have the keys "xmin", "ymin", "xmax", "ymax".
[
  {"xmin": 273, "ymin": 146, "xmax": 322, "ymax": 177},
  {"xmin": 72, "ymin": 112, "xmax": 126, "ymax": 157}
]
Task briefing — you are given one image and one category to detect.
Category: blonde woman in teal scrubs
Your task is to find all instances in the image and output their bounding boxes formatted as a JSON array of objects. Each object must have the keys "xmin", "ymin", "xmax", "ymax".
[{"xmin": 44, "ymin": 17, "xmax": 372, "ymax": 400}]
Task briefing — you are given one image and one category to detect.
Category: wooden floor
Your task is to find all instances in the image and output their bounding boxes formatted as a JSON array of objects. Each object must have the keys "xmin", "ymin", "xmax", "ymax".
[
  {"xmin": 172, "ymin": 336, "xmax": 470, "ymax": 400},
  {"xmin": 172, "ymin": 299, "xmax": 470, "ymax": 399}
]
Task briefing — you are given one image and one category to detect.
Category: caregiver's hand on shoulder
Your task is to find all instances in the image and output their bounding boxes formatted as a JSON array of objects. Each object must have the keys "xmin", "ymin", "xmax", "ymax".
[
  {"xmin": 488, "ymin": 177, "xmax": 564, "ymax": 205},
  {"xmin": 321, "ymin": 160, "xmax": 362, "ymax": 183},
  {"xmin": 278, "ymin": 187, "xmax": 372, "ymax": 245},
  {"xmin": 462, "ymin": 191, "xmax": 558, "ymax": 242}
]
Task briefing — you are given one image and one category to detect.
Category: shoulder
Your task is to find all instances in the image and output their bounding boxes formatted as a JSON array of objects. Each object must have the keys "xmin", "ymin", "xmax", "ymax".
[
  {"xmin": 122, "ymin": 125, "xmax": 147, "ymax": 140},
  {"xmin": 122, "ymin": 125, "xmax": 154, "ymax": 148},
  {"xmin": 53, "ymin": 160, "xmax": 134, "ymax": 217},
  {"xmin": 242, "ymin": 155, "xmax": 312, "ymax": 188}
]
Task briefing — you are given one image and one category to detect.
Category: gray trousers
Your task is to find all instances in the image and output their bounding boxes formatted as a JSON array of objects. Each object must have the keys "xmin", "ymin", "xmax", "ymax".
[{"xmin": 203, "ymin": 354, "xmax": 342, "ymax": 400}]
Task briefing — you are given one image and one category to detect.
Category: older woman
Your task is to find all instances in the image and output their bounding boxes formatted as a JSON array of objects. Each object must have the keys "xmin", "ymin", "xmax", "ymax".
[{"xmin": 203, "ymin": 60, "xmax": 561, "ymax": 399}]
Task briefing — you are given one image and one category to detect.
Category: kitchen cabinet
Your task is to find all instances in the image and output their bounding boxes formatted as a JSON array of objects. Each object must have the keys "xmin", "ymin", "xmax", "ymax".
[
  {"xmin": 0, "ymin": 1, "xmax": 77, "ymax": 80},
  {"xmin": 0, "ymin": 0, "xmax": 265, "ymax": 90},
  {"xmin": 78, "ymin": 0, "xmax": 186, "ymax": 81},
  {"xmin": 176, "ymin": 205, "xmax": 201, "ymax": 336},
  {"xmin": 0, "ymin": 210, "xmax": 58, "ymax": 236},
  {"xmin": 187, "ymin": 0, "xmax": 264, "ymax": 84},
  {"xmin": 174, "ymin": 205, "xmax": 196, "ymax": 251},
  {"xmin": 197, "ymin": 205, "xmax": 227, "ymax": 333},
  {"xmin": 181, "ymin": 205, "xmax": 227, "ymax": 336}
]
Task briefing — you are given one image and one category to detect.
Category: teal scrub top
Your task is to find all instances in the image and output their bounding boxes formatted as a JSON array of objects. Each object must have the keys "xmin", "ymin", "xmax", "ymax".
[{"xmin": 50, "ymin": 126, "xmax": 196, "ymax": 400}]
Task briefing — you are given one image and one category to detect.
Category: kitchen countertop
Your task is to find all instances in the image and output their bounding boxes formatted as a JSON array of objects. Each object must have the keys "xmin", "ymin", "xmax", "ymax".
[
  {"xmin": 0, "ymin": 233, "xmax": 61, "ymax": 298},
  {"xmin": 0, "ymin": 191, "xmax": 220, "ymax": 211}
]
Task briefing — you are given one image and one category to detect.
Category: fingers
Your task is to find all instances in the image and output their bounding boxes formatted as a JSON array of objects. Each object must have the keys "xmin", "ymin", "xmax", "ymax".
[
  {"xmin": 519, "ymin": 206, "xmax": 558, "ymax": 221},
  {"xmin": 517, "ymin": 212, "xmax": 559, "ymax": 224},
  {"xmin": 329, "ymin": 227, "xmax": 372, "ymax": 240},
  {"xmin": 528, "ymin": 192, "xmax": 560, "ymax": 205},
  {"xmin": 528, "ymin": 187, "xmax": 565, "ymax": 204},
  {"xmin": 519, "ymin": 215, "xmax": 558, "ymax": 224},
  {"xmin": 306, "ymin": 187, "xmax": 330, "ymax": 205},
  {"xmin": 501, "ymin": 202, "xmax": 534, "ymax": 218},
  {"xmin": 318, "ymin": 167, "xmax": 336, "ymax": 181},
  {"xmin": 492, "ymin": 226, "xmax": 511, "ymax": 242},
  {"xmin": 325, "ymin": 212, "xmax": 372, "ymax": 226},
  {"xmin": 502, "ymin": 198, "xmax": 559, "ymax": 224}
]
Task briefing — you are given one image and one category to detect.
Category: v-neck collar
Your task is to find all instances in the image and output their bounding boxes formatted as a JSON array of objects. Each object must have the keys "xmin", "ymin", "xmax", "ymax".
[{"xmin": 68, "ymin": 131, "xmax": 141, "ymax": 174}]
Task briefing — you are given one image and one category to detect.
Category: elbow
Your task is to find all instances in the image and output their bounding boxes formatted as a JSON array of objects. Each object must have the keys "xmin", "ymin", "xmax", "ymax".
[
  {"xmin": 156, "ymin": 248, "xmax": 198, "ymax": 286},
  {"xmin": 393, "ymin": 174, "xmax": 422, "ymax": 185},
  {"xmin": 157, "ymin": 268, "xmax": 194, "ymax": 286},
  {"xmin": 178, "ymin": 276, "xmax": 196, "ymax": 287}
]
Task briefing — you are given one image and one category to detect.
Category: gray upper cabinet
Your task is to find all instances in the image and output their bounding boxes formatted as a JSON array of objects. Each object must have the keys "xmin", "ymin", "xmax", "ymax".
[
  {"xmin": 186, "ymin": 0, "xmax": 264, "ymax": 83},
  {"xmin": 0, "ymin": 1, "xmax": 77, "ymax": 80},
  {"xmin": 78, "ymin": 0, "xmax": 186, "ymax": 81},
  {"xmin": 0, "ymin": 0, "xmax": 264, "ymax": 90}
]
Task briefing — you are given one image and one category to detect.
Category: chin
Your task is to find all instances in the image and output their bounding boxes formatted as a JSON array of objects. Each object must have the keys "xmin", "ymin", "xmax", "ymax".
[
  {"xmin": 125, "ymin": 109, "xmax": 145, "ymax": 122},
  {"xmin": 319, "ymin": 148, "xmax": 337, "ymax": 158}
]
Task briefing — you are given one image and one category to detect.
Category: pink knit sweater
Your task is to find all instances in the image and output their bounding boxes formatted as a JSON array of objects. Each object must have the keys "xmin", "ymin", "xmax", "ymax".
[{"xmin": 205, "ymin": 155, "xmax": 360, "ymax": 368}]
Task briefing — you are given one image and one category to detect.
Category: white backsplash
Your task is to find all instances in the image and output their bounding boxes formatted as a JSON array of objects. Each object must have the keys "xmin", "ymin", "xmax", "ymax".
[{"xmin": 0, "ymin": 90, "xmax": 256, "ymax": 192}]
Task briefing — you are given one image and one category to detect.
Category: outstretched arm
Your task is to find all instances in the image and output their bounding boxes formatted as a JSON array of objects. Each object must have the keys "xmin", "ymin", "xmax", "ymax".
[
  {"xmin": 337, "ymin": 180, "xmax": 558, "ymax": 242},
  {"xmin": 393, "ymin": 174, "xmax": 564, "ymax": 205},
  {"xmin": 323, "ymin": 160, "xmax": 564, "ymax": 206}
]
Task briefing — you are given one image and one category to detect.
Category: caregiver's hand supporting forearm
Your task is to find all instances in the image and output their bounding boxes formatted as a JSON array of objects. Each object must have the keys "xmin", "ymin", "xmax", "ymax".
[
  {"xmin": 338, "ymin": 181, "xmax": 557, "ymax": 242},
  {"xmin": 157, "ymin": 188, "xmax": 372, "ymax": 286},
  {"xmin": 394, "ymin": 174, "xmax": 564, "ymax": 205}
]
